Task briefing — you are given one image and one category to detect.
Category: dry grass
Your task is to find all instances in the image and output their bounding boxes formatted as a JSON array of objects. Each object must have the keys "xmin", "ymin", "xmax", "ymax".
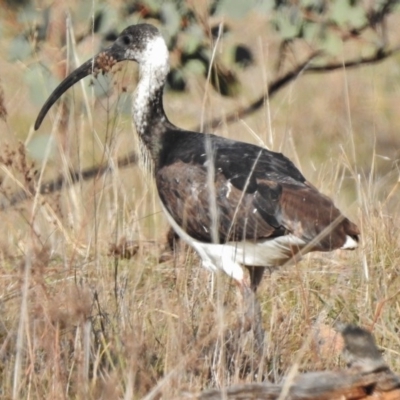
[{"xmin": 0, "ymin": 2, "xmax": 399, "ymax": 399}]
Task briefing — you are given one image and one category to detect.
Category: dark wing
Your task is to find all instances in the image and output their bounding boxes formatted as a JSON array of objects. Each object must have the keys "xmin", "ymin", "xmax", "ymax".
[
  {"xmin": 277, "ymin": 182, "xmax": 359, "ymax": 250},
  {"xmin": 159, "ymin": 130, "xmax": 306, "ymax": 187},
  {"xmin": 157, "ymin": 130, "xmax": 359, "ymax": 247},
  {"xmin": 212, "ymin": 136, "xmax": 306, "ymax": 191},
  {"xmin": 156, "ymin": 160, "xmax": 284, "ymax": 243}
]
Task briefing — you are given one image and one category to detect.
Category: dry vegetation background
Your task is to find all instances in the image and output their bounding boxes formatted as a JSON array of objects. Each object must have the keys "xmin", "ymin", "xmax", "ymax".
[{"xmin": 0, "ymin": 0, "xmax": 399, "ymax": 399}]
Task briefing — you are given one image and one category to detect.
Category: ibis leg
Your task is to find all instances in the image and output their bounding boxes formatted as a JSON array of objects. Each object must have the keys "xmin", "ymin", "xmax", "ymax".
[{"xmin": 242, "ymin": 266, "xmax": 265, "ymax": 352}]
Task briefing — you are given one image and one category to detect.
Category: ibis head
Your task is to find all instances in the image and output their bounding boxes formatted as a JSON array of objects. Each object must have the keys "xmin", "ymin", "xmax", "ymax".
[{"xmin": 34, "ymin": 23, "xmax": 167, "ymax": 131}]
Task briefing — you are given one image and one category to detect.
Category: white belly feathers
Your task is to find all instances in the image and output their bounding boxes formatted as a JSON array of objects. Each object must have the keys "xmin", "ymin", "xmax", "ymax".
[{"xmin": 160, "ymin": 203, "xmax": 307, "ymax": 284}]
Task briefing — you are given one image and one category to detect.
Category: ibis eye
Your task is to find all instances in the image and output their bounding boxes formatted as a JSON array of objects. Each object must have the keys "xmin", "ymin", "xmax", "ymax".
[{"xmin": 122, "ymin": 35, "xmax": 132, "ymax": 45}]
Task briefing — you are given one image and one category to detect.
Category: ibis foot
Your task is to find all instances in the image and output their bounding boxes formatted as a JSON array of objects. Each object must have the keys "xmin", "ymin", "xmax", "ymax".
[{"xmin": 242, "ymin": 285, "xmax": 265, "ymax": 353}]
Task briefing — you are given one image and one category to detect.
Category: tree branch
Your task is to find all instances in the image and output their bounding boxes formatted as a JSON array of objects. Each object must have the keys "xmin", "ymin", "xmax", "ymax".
[
  {"xmin": 200, "ymin": 46, "xmax": 400, "ymax": 131},
  {"xmin": 198, "ymin": 51, "xmax": 321, "ymax": 132},
  {"xmin": 0, "ymin": 152, "xmax": 138, "ymax": 210}
]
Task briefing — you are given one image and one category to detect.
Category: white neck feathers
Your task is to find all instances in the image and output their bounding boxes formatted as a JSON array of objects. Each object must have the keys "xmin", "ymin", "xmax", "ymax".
[{"xmin": 131, "ymin": 35, "xmax": 170, "ymax": 136}]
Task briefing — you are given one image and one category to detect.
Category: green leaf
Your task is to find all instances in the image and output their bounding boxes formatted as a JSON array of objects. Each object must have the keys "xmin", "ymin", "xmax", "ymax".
[
  {"xmin": 300, "ymin": 0, "xmax": 317, "ymax": 7},
  {"xmin": 75, "ymin": 2, "xmax": 93, "ymax": 23},
  {"xmin": 303, "ymin": 21, "xmax": 319, "ymax": 42},
  {"xmin": 8, "ymin": 35, "xmax": 32, "ymax": 61},
  {"xmin": 142, "ymin": 0, "xmax": 163, "ymax": 11},
  {"xmin": 24, "ymin": 64, "xmax": 60, "ymax": 106},
  {"xmin": 330, "ymin": 0, "xmax": 367, "ymax": 28},
  {"xmin": 323, "ymin": 30, "xmax": 343, "ymax": 55},
  {"xmin": 92, "ymin": 73, "xmax": 113, "ymax": 98},
  {"xmin": 184, "ymin": 59, "xmax": 206, "ymax": 75},
  {"xmin": 160, "ymin": 2, "xmax": 181, "ymax": 41},
  {"xmin": 180, "ymin": 29, "xmax": 203, "ymax": 56},
  {"xmin": 300, "ymin": 0, "xmax": 326, "ymax": 12},
  {"xmin": 182, "ymin": 24, "xmax": 204, "ymax": 54},
  {"xmin": 273, "ymin": 12, "xmax": 303, "ymax": 40},
  {"xmin": 254, "ymin": 0, "xmax": 275, "ymax": 14},
  {"xmin": 215, "ymin": 0, "xmax": 273, "ymax": 19},
  {"xmin": 17, "ymin": 5, "xmax": 40, "ymax": 25},
  {"xmin": 95, "ymin": 5, "xmax": 119, "ymax": 34},
  {"xmin": 27, "ymin": 134, "xmax": 56, "ymax": 161},
  {"xmin": 116, "ymin": 92, "xmax": 132, "ymax": 115}
]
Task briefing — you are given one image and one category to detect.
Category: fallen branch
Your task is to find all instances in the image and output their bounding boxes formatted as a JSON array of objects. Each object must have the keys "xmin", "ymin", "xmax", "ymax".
[
  {"xmin": 190, "ymin": 325, "xmax": 400, "ymax": 400},
  {"xmin": 193, "ymin": 370, "xmax": 400, "ymax": 400}
]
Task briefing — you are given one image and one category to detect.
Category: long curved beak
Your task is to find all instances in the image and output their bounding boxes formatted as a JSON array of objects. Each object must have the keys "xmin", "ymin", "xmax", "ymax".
[{"xmin": 34, "ymin": 46, "xmax": 122, "ymax": 130}]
